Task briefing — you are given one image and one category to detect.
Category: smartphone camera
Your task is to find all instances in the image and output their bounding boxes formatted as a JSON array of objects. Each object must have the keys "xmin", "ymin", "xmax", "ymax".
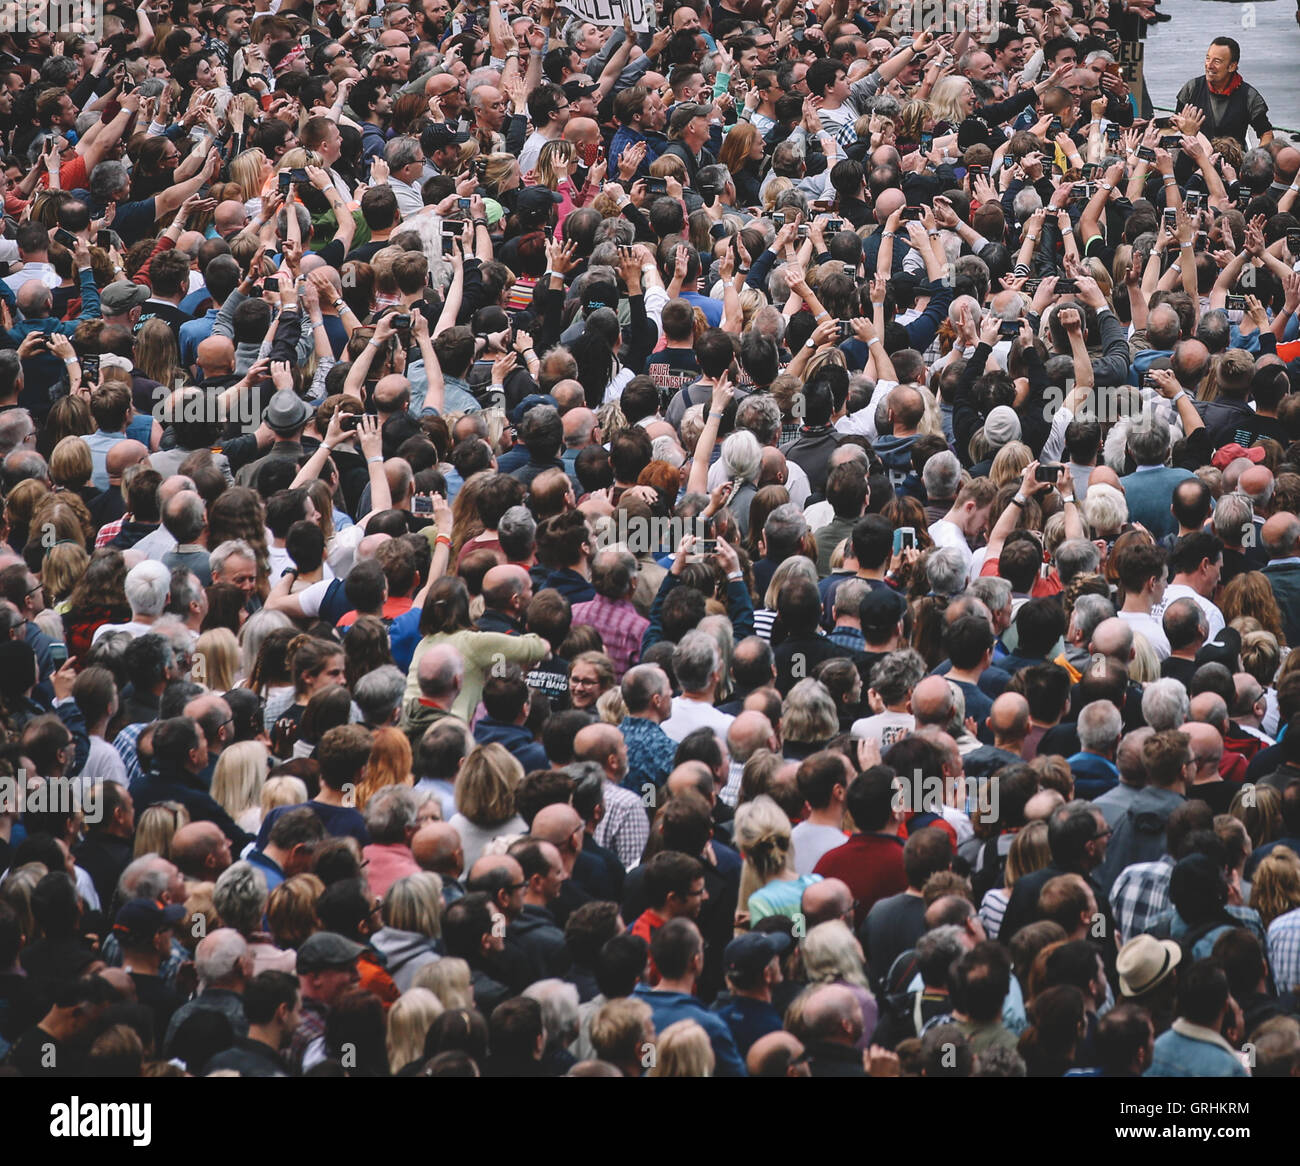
[
  {"xmin": 391, "ymin": 314, "xmax": 411, "ymax": 331},
  {"xmin": 836, "ymin": 320, "xmax": 853, "ymax": 340},
  {"xmin": 53, "ymin": 228, "xmax": 77, "ymax": 248},
  {"xmin": 1035, "ymin": 464, "xmax": 1062, "ymax": 483},
  {"xmin": 339, "ymin": 413, "xmax": 364, "ymax": 431},
  {"xmin": 368, "ymin": 15, "xmax": 383, "ymax": 27},
  {"xmin": 96, "ymin": 229, "xmax": 112, "ymax": 249},
  {"xmin": 646, "ymin": 177, "xmax": 667, "ymax": 196},
  {"xmin": 1225, "ymin": 294, "xmax": 1248, "ymax": 312},
  {"xmin": 893, "ymin": 527, "xmax": 916, "ymax": 553},
  {"xmin": 999, "ymin": 318, "xmax": 1022, "ymax": 339},
  {"xmin": 772, "ymin": 212, "xmax": 785, "ymax": 226},
  {"xmin": 412, "ymin": 495, "xmax": 434, "ymax": 515},
  {"xmin": 457, "ymin": 197, "xmax": 471, "ymax": 211}
]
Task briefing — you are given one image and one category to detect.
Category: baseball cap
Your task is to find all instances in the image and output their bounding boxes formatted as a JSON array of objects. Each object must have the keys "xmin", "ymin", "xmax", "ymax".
[
  {"xmin": 421, "ymin": 122, "xmax": 470, "ymax": 153},
  {"xmin": 859, "ymin": 585, "xmax": 906, "ymax": 632},
  {"xmin": 296, "ymin": 931, "xmax": 365, "ymax": 974},
  {"xmin": 100, "ymin": 280, "xmax": 150, "ymax": 314},
  {"xmin": 517, "ymin": 185, "xmax": 564, "ymax": 218},
  {"xmin": 113, "ymin": 898, "xmax": 187, "ymax": 938},
  {"xmin": 1195, "ymin": 625, "xmax": 1241, "ymax": 670},
  {"xmin": 563, "ymin": 77, "xmax": 599, "ymax": 101},
  {"xmin": 724, "ymin": 932, "xmax": 791, "ymax": 978},
  {"xmin": 1211, "ymin": 442, "xmax": 1266, "ymax": 470},
  {"xmin": 510, "ymin": 393, "xmax": 558, "ymax": 425}
]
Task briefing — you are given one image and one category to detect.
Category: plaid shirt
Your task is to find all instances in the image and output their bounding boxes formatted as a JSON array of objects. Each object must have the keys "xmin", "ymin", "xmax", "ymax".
[
  {"xmin": 115, "ymin": 722, "xmax": 148, "ymax": 785},
  {"xmin": 593, "ymin": 780, "xmax": 651, "ymax": 871},
  {"xmin": 571, "ymin": 595, "xmax": 648, "ymax": 682},
  {"xmin": 96, "ymin": 515, "xmax": 127, "ymax": 548},
  {"xmin": 288, "ymin": 998, "xmax": 328, "ymax": 1076},
  {"xmin": 1268, "ymin": 908, "xmax": 1300, "ymax": 994},
  {"xmin": 828, "ymin": 624, "xmax": 866, "ymax": 653},
  {"xmin": 1111, "ymin": 855, "xmax": 1174, "ymax": 944},
  {"xmin": 780, "ymin": 421, "xmax": 801, "ymax": 447}
]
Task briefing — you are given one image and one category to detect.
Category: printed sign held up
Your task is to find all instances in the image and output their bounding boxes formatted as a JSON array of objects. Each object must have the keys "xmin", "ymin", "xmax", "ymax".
[{"xmin": 557, "ymin": 0, "xmax": 653, "ymax": 33}]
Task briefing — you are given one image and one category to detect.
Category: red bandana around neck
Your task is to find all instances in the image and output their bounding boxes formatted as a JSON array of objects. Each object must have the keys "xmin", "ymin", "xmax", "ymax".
[{"xmin": 1208, "ymin": 72, "xmax": 1243, "ymax": 97}]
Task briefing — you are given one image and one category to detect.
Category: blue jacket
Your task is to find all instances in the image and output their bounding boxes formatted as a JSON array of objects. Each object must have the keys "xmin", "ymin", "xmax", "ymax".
[
  {"xmin": 131, "ymin": 765, "xmax": 254, "ymax": 850},
  {"xmin": 7, "ymin": 266, "xmax": 101, "ymax": 416},
  {"xmin": 710, "ymin": 992, "xmax": 782, "ymax": 1057},
  {"xmin": 472, "ymin": 717, "xmax": 547, "ymax": 772},
  {"xmin": 633, "ymin": 985, "xmax": 747, "ymax": 1076},
  {"xmin": 609, "ymin": 125, "xmax": 666, "ymax": 183},
  {"xmin": 1118, "ymin": 466, "xmax": 1196, "ymax": 541},
  {"xmin": 1145, "ymin": 1022, "xmax": 1248, "ymax": 1077},
  {"xmin": 1067, "ymin": 751, "xmax": 1120, "ymax": 801}
]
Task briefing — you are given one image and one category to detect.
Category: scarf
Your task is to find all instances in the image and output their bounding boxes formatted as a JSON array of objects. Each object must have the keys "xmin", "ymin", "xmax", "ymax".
[{"xmin": 1207, "ymin": 72, "xmax": 1243, "ymax": 97}]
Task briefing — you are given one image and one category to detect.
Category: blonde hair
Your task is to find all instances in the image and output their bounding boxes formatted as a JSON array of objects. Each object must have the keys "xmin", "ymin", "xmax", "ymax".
[
  {"xmin": 411, "ymin": 957, "xmax": 474, "ymax": 1010},
  {"xmin": 1250, "ymin": 845, "xmax": 1300, "ymax": 929},
  {"xmin": 266, "ymin": 872, "xmax": 323, "ymax": 949},
  {"xmin": 383, "ymin": 871, "xmax": 443, "ymax": 938},
  {"xmin": 1128, "ymin": 632, "xmax": 1159, "ymax": 684},
  {"xmin": 763, "ymin": 554, "xmax": 818, "ymax": 610},
  {"xmin": 229, "ymin": 148, "xmax": 269, "ymax": 202},
  {"xmin": 41, "ymin": 542, "xmax": 88, "ymax": 605},
  {"xmin": 535, "ymin": 138, "xmax": 576, "ymax": 189},
  {"xmin": 929, "ymin": 75, "xmax": 972, "ymax": 126},
  {"xmin": 195, "ymin": 627, "xmax": 240, "ymax": 692},
  {"xmin": 596, "ymin": 687, "xmax": 627, "ymax": 724},
  {"xmin": 386, "ymin": 987, "xmax": 444, "ymax": 1074},
  {"xmin": 181, "ymin": 882, "xmax": 217, "ymax": 955},
  {"xmin": 262, "ymin": 775, "xmax": 308, "ymax": 817},
  {"xmin": 648, "ymin": 1019, "xmax": 715, "ymax": 1077},
  {"xmin": 454, "ymin": 743, "xmax": 523, "ymax": 826},
  {"xmin": 735, "ymin": 795, "xmax": 795, "ymax": 910},
  {"xmin": 212, "ymin": 740, "xmax": 270, "ymax": 825},
  {"xmin": 50, "ymin": 435, "xmax": 93, "ymax": 489},
  {"xmin": 134, "ymin": 801, "xmax": 190, "ymax": 858},
  {"xmin": 481, "ymin": 152, "xmax": 518, "ymax": 193},
  {"xmin": 990, "ymin": 441, "xmax": 1032, "ymax": 488},
  {"xmin": 802, "ymin": 919, "xmax": 871, "ymax": 990}
]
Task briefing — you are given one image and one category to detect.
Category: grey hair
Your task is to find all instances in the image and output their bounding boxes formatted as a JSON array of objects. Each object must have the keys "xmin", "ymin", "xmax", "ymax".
[
  {"xmin": 125, "ymin": 561, "xmax": 173, "ymax": 617},
  {"xmin": 194, "ymin": 927, "xmax": 250, "ymax": 987},
  {"xmin": 1241, "ymin": 472, "xmax": 1275, "ymax": 509},
  {"xmin": 276, "ymin": 203, "xmax": 312, "ymax": 240},
  {"xmin": 90, "ymin": 160, "xmax": 130, "ymax": 203},
  {"xmin": 782, "ymin": 678, "xmax": 840, "ymax": 742},
  {"xmin": 673, "ymin": 628, "xmax": 721, "ymax": 693},
  {"xmin": 352, "ymin": 665, "xmax": 407, "ymax": 725},
  {"xmin": 834, "ymin": 577, "xmax": 870, "ymax": 619},
  {"xmin": 384, "ymin": 134, "xmax": 423, "ymax": 170},
  {"xmin": 364, "ymin": 784, "xmax": 421, "ymax": 844},
  {"xmin": 767, "ymin": 264, "xmax": 793, "ymax": 307},
  {"xmin": 735, "ymin": 394, "xmax": 782, "ymax": 446},
  {"xmin": 720, "ymin": 429, "xmax": 762, "ymax": 485},
  {"xmin": 926, "ymin": 547, "xmax": 968, "ymax": 596},
  {"xmin": 162, "ymin": 491, "xmax": 207, "ymax": 543},
  {"xmin": 1070, "ymin": 593, "xmax": 1115, "ymax": 643},
  {"xmin": 966, "ymin": 576, "xmax": 1011, "ymax": 615},
  {"xmin": 1081, "ymin": 484, "xmax": 1127, "ymax": 537},
  {"xmin": 117, "ymin": 856, "xmax": 174, "ymax": 903},
  {"xmin": 1077, "ymin": 700, "xmax": 1122, "ymax": 752},
  {"xmin": 1055, "ymin": 538, "xmax": 1101, "ymax": 584},
  {"xmin": 499, "ymin": 504, "xmax": 536, "ymax": 546},
  {"xmin": 522, "ymin": 978, "xmax": 581, "ymax": 1048},
  {"xmin": 916, "ymin": 924, "xmax": 967, "ymax": 987},
  {"xmin": 210, "ymin": 539, "xmax": 258, "ymax": 578},
  {"xmin": 1141, "ymin": 678, "xmax": 1190, "ymax": 731},
  {"xmin": 1012, "ymin": 186, "xmax": 1043, "ymax": 222},
  {"xmin": 868, "ymin": 648, "xmax": 927, "ymax": 706},
  {"xmin": 764, "ymin": 502, "xmax": 808, "ymax": 546},
  {"xmin": 651, "ymin": 436, "xmax": 686, "ymax": 468},
  {"xmin": 239, "ymin": 608, "xmax": 292, "ymax": 679},
  {"xmin": 212, "ymin": 861, "xmax": 268, "ymax": 934},
  {"xmin": 922, "ymin": 451, "xmax": 962, "ymax": 502},
  {"xmin": 1212, "ymin": 493, "xmax": 1255, "ymax": 547},
  {"xmin": 1127, "ymin": 420, "xmax": 1170, "ymax": 467},
  {"xmin": 621, "ymin": 663, "xmax": 671, "ymax": 714}
]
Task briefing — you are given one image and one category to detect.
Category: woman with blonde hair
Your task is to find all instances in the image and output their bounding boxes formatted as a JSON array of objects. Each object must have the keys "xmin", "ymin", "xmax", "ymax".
[
  {"xmin": 229, "ymin": 147, "xmax": 272, "ymax": 214},
  {"xmin": 50, "ymin": 435, "xmax": 94, "ymax": 494},
  {"xmin": 212, "ymin": 740, "xmax": 272, "ymax": 835},
  {"xmin": 735, "ymin": 795, "xmax": 821, "ymax": 927},
  {"xmin": 647, "ymin": 1018, "xmax": 715, "ymax": 1077},
  {"xmin": 387, "ymin": 988, "xmax": 445, "ymax": 1074},
  {"xmin": 5, "ymin": 479, "xmax": 49, "ymax": 552},
  {"xmin": 134, "ymin": 802, "xmax": 190, "ymax": 859},
  {"xmin": 267, "ymin": 872, "xmax": 324, "ymax": 950},
  {"xmin": 412, "ymin": 957, "xmax": 474, "ymax": 1010},
  {"xmin": 928, "ymin": 74, "xmax": 975, "ymax": 130},
  {"xmin": 990, "ymin": 441, "xmax": 1033, "ymax": 489},
  {"xmin": 373, "ymin": 871, "xmax": 444, "ymax": 991},
  {"xmin": 195, "ymin": 627, "xmax": 240, "ymax": 693},
  {"xmin": 42, "ymin": 542, "xmax": 88, "ymax": 611},
  {"xmin": 355, "ymin": 726, "xmax": 414, "ymax": 810},
  {"xmin": 801, "ymin": 920, "xmax": 878, "ymax": 1047},
  {"xmin": 448, "ymin": 743, "xmax": 527, "ymax": 869},
  {"xmin": 981, "ymin": 820, "xmax": 1051, "ymax": 939},
  {"xmin": 534, "ymin": 138, "xmax": 597, "ymax": 231},
  {"xmin": 134, "ymin": 318, "xmax": 183, "ymax": 392},
  {"xmin": 1231, "ymin": 783, "xmax": 1282, "ymax": 852},
  {"xmin": 261, "ymin": 774, "xmax": 309, "ymax": 820},
  {"xmin": 755, "ymin": 555, "xmax": 818, "ymax": 642},
  {"xmin": 1128, "ymin": 632, "xmax": 1160, "ymax": 684},
  {"xmin": 1250, "ymin": 846, "xmax": 1300, "ymax": 929}
]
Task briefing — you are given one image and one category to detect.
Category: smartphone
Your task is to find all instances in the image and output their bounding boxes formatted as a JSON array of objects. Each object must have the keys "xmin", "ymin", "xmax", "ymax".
[
  {"xmin": 1184, "ymin": 192, "xmax": 1202, "ymax": 213},
  {"xmin": 1135, "ymin": 145, "xmax": 1157, "ymax": 162},
  {"xmin": 772, "ymin": 211, "xmax": 785, "ymax": 226},
  {"xmin": 1287, "ymin": 229, "xmax": 1300, "ymax": 254},
  {"xmin": 826, "ymin": 218, "xmax": 844, "ymax": 233},
  {"xmin": 893, "ymin": 526, "xmax": 916, "ymax": 553},
  {"xmin": 999, "ymin": 318, "xmax": 1022, "ymax": 338},
  {"xmin": 1056, "ymin": 278, "xmax": 1078, "ymax": 293},
  {"xmin": 1000, "ymin": 1, "xmax": 1017, "ymax": 23},
  {"xmin": 300, "ymin": 33, "xmax": 312, "ymax": 48},
  {"xmin": 391, "ymin": 314, "xmax": 411, "ymax": 330},
  {"xmin": 1106, "ymin": 125, "xmax": 1121, "ymax": 142},
  {"xmin": 457, "ymin": 197, "xmax": 470, "ymax": 211},
  {"xmin": 967, "ymin": 164, "xmax": 985, "ymax": 177},
  {"xmin": 842, "ymin": 263, "xmax": 856, "ymax": 277},
  {"xmin": 812, "ymin": 199, "xmax": 833, "ymax": 212},
  {"xmin": 1048, "ymin": 117, "xmax": 1064, "ymax": 136},
  {"xmin": 53, "ymin": 228, "xmax": 77, "ymax": 248},
  {"xmin": 1225, "ymin": 294, "xmax": 1248, "ymax": 312},
  {"xmin": 618, "ymin": 244, "xmax": 635, "ymax": 258},
  {"xmin": 646, "ymin": 177, "xmax": 667, "ymax": 196},
  {"xmin": 368, "ymin": 14, "xmax": 383, "ymax": 27},
  {"xmin": 1152, "ymin": 116, "xmax": 1175, "ymax": 130},
  {"xmin": 1162, "ymin": 207, "xmax": 1177, "ymax": 230},
  {"xmin": 278, "ymin": 171, "xmax": 292, "ymax": 191},
  {"xmin": 1035, "ymin": 464, "xmax": 1062, "ymax": 483},
  {"xmin": 1023, "ymin": 277, "xmax": 1042, "ymax": 293},
  {"xmin": 696, "ymin": 537, "xmax": 718, "ymax": 556},
  {"xmin": 339, "ymin": 413, "xmax": 364, "ymax": 431},
  {"xmin": 1039, "ymin": 561, "xmax": 1052, "ymax": 580},
  {"xmin": 50, "ymin": 642, "xmax": 68, "ymax": 667},
  {"xmin": 796, "ymin": 224, "xmax": 810, "ymax": 240},
  {"xmin": 1158, "ymin": 135, "xmax": 1182, "ymax": 150},
  {"xmin": 475, "ymin": 158, "xmax": 488, "ymax": 181},
  {"xmin": 1073, "ymin": 183, "xmax": 1097, "ymax": 201},
  {"xmin": 412, "ymin": 494, "xmax": 433, "ymax": 515},
  {"xmin": 1080, "ymin": 163, "xmax": 1099, "ymax": 179},
  {"xmin": 900, "ymin": 206, "xmax": 924, "ymax": 221},
  {"xmin": 836, "ymin": 319, "xmax": 853, "ymax": 340},
  {"xmin": 441, "ymin": 228, "xmax": 456, "ymax": 255},
  {"xmin": 96, "ymin": 229, "xmax": 112, "ymax": 249}
]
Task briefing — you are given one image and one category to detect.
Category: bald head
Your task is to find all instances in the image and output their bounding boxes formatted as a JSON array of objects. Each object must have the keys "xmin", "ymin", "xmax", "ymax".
[
  {"xmin": 356, "ymin": 532, "xmax": 393, "ymax": 562},
  {"xmin": 1183, "ymin": 720, "xmax": 1224, "ymax": 779},
  {"xmin": 562, "ymin": 116, "xmax": 600, "ymax": 147},
  {"xmin": 1189, "ymin": 691, "xmax": 1229, "ymax": 733},
  {"xmin": 213, "ymin": 200, "xmax": 248, "ymax": 236},
  {"xmin": 481, "ymin": 564, "xmax": 530, "ymax": 614},
  {"xmin": 801, "ymin": 876, "xmax": 853, "ymax": 927},
  {"xmin": 417, "ymin": 642, "xmax": 464, "ymax": 702},
  {"xmin": 666, "ymin": 761, "xmax": 714, "ymax": 802},
  {"xmin": 1117, "ymin": 727, "xmax": 1154, "ymax": 786},
  {"xmin": 562, "ymin": 407, "xmax": 598, "ymax": 449},
  {"xmin": 1090, "ymin": 616, "xmax": 1134, "ymax": 663},
  {"xmin": 1088, "ymin": 466, "xmax": 1122, "ymax": 492},
  {"xmin": 532, "ymin": 802, "xmax": 583, "ymax": 850},
  {"xmin": 412, "ymin": 820, "xmax": 463, "ymax": 875},
  {"xmin": 106, "ymin": 439, "xmax": 150, "ymax": 479},
  {"xmin": 469, "ymin": 852, "xmax": 524, "ymax": 885},
  {"xmin": 987, "ymin": 692, "xmax": 1030, "ymax": 745},
  {"xmin": 549, "ymin": 379, "xmax": 585, "ymax": 413},
  {"xmin": 801, "ymin": 983, "xmax": 864, "ymax": 1045},
  {"xmin": 747, "ymin": 1030, "xmax": 808, "ymax": 1077},
  {"xmin": 169, "ymin": 821, "xmax": 231, "ymax": 880},
  {"xmin": 196, "ymin": 335, "xmax": 235, "ymax": 376},
  {"xmin": 1024, "ymin": 788, "xmax": 1065, "ymax": 820},
  {"xmin": 875, "ymin": 188, "xmax": 905, "ymax": 222},
  {"xmin": 727, "ymin": 711, "xmax": 776, "ymax": 764},
  {"xmin": 1262, "ymin": 511, "xmax": 1300, "ymax": 559},
  {"xmin": 758, "ymin": 446, "xmax": 788, "ymax": 487},
  {"xmin": 912, "ymin": 675, "xmax": 956, "ymax": 728},
  {"xmin": 1239, "ymin": 465, "xmax": 1274, "ymax": 504},
  {"xmin": 574, "ymin": 723, "xmax": 624, "ymax": 771}
]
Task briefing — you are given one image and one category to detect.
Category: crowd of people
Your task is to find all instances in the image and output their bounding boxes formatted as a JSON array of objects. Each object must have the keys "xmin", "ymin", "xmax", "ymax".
[{"xmin": 0, "ymin": 0, "xmax": 1294, "ymax": 1082}]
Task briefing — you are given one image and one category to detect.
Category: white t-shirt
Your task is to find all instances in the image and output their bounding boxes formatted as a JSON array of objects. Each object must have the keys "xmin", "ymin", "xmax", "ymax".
[
  {"xmin": 92, "ymin": 620, "xmax": 156, "ymax": 644},
  {"xmin": 791, "ymin": 821, "xmax": 848, "ymax": 876},
  {"xmin": 1151, "ymin": 583, "xmax": 1225, "ymax": 641},
  {"xmin": 662, "ymin": 696, "xmax": 735, "ymax": 743},
  {"xmin": 80, "ymin": 736, "xmax": 128, "ymax": 787},
  {"xmin": 1118, "ymin": 610, "xmax": 1171, "ymax": 660},
  {"xmin": 850, "ymin": 711, "xmax": 915, "ymax": 750},
  {"xmin": 929, "ymin": 519, "xmax": 973, "ymax": 581}
]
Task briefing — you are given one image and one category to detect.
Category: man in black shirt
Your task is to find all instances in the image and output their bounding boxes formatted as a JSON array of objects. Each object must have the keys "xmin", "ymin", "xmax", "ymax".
[{"xmin": 204, "ymin": 970, "xmax": 300, "ymax": 1078}]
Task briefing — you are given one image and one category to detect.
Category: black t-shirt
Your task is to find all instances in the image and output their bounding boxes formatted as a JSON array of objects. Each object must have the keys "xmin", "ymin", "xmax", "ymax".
[
  {"xmin": 642, "ymin": 347, "xmax": 701, "ymax": 404},
  {"xmin": 134, "ymin": 300, "xmax": 192, "ymax": 333}
]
